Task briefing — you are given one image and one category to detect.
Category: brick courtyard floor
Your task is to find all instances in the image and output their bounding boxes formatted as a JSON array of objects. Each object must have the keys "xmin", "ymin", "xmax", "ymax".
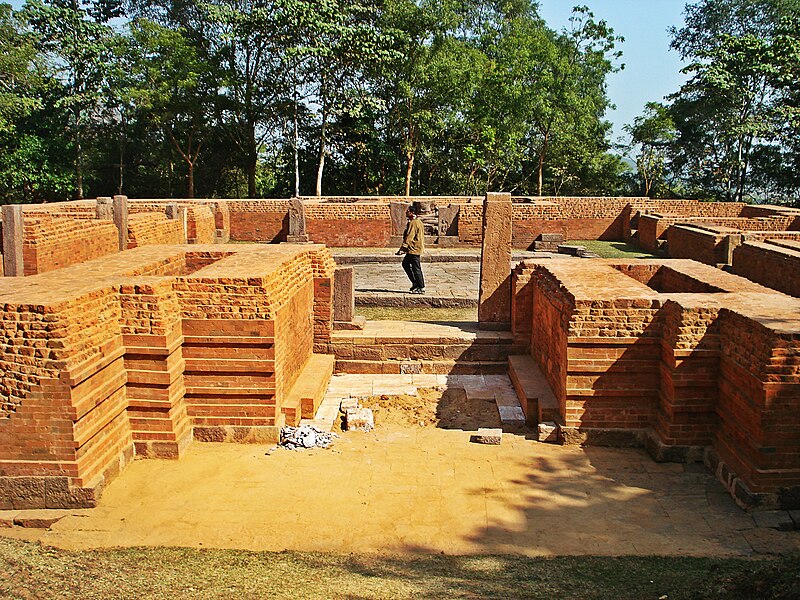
[{"xmin": 2, "ymin": 374, "xmax": 799, "ymax": 557}]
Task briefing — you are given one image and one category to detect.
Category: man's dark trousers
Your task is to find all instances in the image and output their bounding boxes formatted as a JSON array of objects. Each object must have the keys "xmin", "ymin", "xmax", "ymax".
[{"xmin": 402, "ymin": 253, "xmax": 425, "ymax": 290}]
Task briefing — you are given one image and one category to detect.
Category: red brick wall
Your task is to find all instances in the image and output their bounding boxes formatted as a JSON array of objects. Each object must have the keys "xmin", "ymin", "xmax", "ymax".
[
  {"xmin": 186, "ymin": 205, "xmax": 215, "ymax": 244},
  {"xmin": 227, "ymin": 200, "xmax": 289, "ymax": 242},
  {"xmin": 22, "ymin": 216, "xmax": 119, "ymax": 275},
  {"xmin": 656, "ymin": 301, "xmax": 721, "ymax": 447},
  {"xmin": 716, "ymin": 310, "xmax": 800, "ymax": 494},
  {"xmin": 732, "ymin": 241, "xmax": 800, "ymax": 297},
  {"xmin": 666, "ymin": 225, "xmax": 728, "ymax": 265},
  {"xmin": 127, "ymin": 213, "xmax": 185, "ymax": 248},
  {"xmin": 305, "ymin": 203, "xmax": 392, "ymax": 247}
]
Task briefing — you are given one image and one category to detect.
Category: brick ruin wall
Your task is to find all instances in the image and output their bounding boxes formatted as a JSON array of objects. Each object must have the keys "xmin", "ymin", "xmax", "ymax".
[
  {"xmin": 0, "ymin": 244, "xmax": 335, "ymax": 509},
  {"xmin": 732, "ymin": 240, "xmax": 800, "ymax": 297},
  {"xmin": 514, "ymin": 258, "xmax": 800, "ymax": 509},
  {"xmin": 22, "ymin": 216, "xmax": 119, "ymax": 275},
  {"xmin": 304, "ymin": 202, "xmax": 392, "ymax": 247},
  {"xmin": 127, "ymin": 213, "xmax": 185, "ymax": 248}
]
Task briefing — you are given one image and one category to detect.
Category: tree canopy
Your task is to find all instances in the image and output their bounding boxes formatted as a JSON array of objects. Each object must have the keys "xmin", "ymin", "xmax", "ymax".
[
  {"xmin": 628, "ymin": 0, "xmax": 800, "ymax": 205},
  {"xmin": 0, "ymin": 0, "xmax": 629, "ymax": 201}
]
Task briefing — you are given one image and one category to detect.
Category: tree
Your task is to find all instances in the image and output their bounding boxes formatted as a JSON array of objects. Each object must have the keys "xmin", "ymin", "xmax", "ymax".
[
  {"xmin": 625, "ymin": 102, "xmax": 676, "ymax": 197},
  {"xmin": 650, "ymin": 0, "xmax": 800, "ymax": 203},
  {"xmin": 128, "ymin": 19, "xmax": 214, "ymax": 197},
  {"xmin": 24, "ymin": 0, "xmax": 124, "ymax": 199}
]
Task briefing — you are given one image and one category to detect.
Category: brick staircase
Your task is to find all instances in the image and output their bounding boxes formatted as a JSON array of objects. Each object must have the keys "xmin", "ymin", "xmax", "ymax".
[{"xmin": 330, "ymin": 320, "xmax": 526, "ymax": 375}]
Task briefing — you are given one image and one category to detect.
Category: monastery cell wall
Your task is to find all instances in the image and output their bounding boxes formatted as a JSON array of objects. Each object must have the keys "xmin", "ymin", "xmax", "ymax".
[
  {"xmin": 0, "ymin": 244, "xmax": 334, "ymax": 508},
  {"xmin": 732, "ymin": 241, "xmax": 800, "ymax": 298}
]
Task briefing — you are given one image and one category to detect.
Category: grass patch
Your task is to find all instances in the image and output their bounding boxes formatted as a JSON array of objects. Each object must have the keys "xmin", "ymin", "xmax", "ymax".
[
  {"xmin": 567, "ymin": 240, "xmax": 658, "ymax": 259},
  {"xmin": 0, "ymin": 538, "xmax": 798, "ymax": 599},
  {"xmin": 358, "ymin": 305, "xmax": 477, "ymax": 322}
]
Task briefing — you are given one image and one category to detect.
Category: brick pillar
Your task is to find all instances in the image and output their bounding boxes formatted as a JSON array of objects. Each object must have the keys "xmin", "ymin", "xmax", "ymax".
[
  {"xmin": 1, "ymin": 204, "xmax": 24, "ymax": 277},
  {"xmin": 113, "ymin": 195, "xmax": 128, "ymax": 250},
  {"xmin": 334, "ymin": 267, "xmax": 355, "ymax": 323},
  {"xmin": 478, "ymin": 192, "xmax": 513, "ymax": 329},
  {"xmin": 96, "ymin": 197, "xmax": 114, "ymax": 220}
]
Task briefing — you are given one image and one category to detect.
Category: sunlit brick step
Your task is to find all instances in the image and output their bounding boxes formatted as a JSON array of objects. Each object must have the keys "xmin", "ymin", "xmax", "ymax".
[
  {"xmin": 335, "ymin": 359, "xmax": 507, "ymax": 375},
  {"xmin": 566, "ymin": 390, "xmax": 660, "ymax": 400},
  {"xmin": 282, "ymin": 354, "xmax": 335, "ymax": 426},
  {"xmin": 183, "ymin": 358, "xmax": 275, "ymax": 373},
  {"xmin": 183, "ymin": 377, "xmax": 275, "ymax": 391},
  {"xmin": 508, "ymin": 355, "xmax": 560, "ymax": 425}
]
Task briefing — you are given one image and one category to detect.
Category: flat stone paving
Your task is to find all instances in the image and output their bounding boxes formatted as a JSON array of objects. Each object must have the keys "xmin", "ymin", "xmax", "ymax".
[
  {"xmin": 2, "ymin": 374, "xmax": 799, "ymax": 557},
  {"xmin": 331, "ymin": 248, "xmax": 554, "ymax": 307}
]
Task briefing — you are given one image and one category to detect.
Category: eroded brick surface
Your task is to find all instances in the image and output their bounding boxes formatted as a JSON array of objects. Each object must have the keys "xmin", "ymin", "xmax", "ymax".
[
  {"xmin": 514, "ymin": 257, "xmax": 800, "ymax": 509},
  {"xmin": 0, "ymin": 244, "xmax": 334, "ymax": 507}
]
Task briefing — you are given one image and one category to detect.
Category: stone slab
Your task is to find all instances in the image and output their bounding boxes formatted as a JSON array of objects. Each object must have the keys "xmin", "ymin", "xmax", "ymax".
[{"xmin": 473, "ymin": 428, "xmax": 502, "ymax": 445}]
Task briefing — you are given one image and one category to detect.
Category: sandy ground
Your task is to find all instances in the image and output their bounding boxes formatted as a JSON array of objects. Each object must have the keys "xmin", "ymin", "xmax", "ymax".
[{"xmin": 2, "ymin": 391, "xmax": 799, "ymax": 557}]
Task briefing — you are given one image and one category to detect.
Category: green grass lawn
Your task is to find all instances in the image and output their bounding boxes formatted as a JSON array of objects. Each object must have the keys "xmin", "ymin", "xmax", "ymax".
[
  {"xmin": 567, "ymin": 240, "xmax": 658, "ymax": 259},
  {"xmin": 1, "ymin": 538, "xmax": 798, "ymax": 599}
]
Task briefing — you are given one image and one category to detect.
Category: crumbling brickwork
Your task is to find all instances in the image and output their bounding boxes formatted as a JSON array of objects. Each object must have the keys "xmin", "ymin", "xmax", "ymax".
[
  {"xmin": 514, "ymin": 258, "xmax": 800, "ymax": 509},
  {"xmin": 0, "ymin": 244, "xmax": 334, "ymax": 509}
]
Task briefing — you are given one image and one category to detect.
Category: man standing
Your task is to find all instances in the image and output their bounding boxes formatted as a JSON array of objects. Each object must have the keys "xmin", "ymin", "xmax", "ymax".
[{"xmin": 396, "ymin": 205, "xmax": 425, "ymax": 294}]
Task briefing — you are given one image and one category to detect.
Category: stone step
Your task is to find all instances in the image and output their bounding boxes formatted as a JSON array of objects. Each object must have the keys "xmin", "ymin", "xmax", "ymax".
[
  {"xmin": 508, "ymin": 355, "xmax": 560, "ymax": 425},
  {"xmin": 335, "ymin": 359, "xmax": 507, "ymax": 375}
]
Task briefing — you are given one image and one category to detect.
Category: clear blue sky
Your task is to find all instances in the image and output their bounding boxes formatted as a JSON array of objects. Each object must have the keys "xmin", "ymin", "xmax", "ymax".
[{"xmin": 538, "ymin": 0, "xmax": 691, "ymax": 143}]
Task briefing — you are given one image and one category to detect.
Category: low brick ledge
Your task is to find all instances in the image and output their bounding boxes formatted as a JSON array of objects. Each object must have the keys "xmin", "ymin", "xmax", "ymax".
[
  {"xmin": 282, "ymin": 353, "xmax": 335, "ymax": 425},
  {"xmin": 508, "ymin": 355, "xmax": 560, "ymax": 426}
]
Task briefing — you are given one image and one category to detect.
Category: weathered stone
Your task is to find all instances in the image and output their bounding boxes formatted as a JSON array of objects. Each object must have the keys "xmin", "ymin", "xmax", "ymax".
[
  {"xmin": 287, "ymin": 197, "xmax": 309, "ymax": 242},
  {"xmin": 474, "ymin": 428, "xmax": 502, "ymax": 445},
  {"xmin": 1, "ymin": 204, "xmax": 24, "ymax": 277},
  {"xmin": 752, "ymin": 510, "xmax": 795, "ymax": 531},
  {"xmin": 334, "ymin": 267, "xmax": 355, "ymax": 322},
  {"xmin": 96, "ymin": 197, "xmax": 114, "ymax": 220},
  {"xmin": 478, "ymin": 192, "xmax": 512, "ymax": 326},
  {"xmin": 537, "ymin": 421, "xmax": 558, "ymax": 443},
  {"xmin": 345, "ymin": 407, "xmax": 374, "ymax": 432},
  {"xmin": 390, "ymin": 202, "xmax": 408, "ymax": 236},
  {"xmin": 438, "ymin": 205, "xmax": 459, "ymax": 237},
  {"xmin": 112, "ymin": 195, "xmax": 128, "ymax": 250}
]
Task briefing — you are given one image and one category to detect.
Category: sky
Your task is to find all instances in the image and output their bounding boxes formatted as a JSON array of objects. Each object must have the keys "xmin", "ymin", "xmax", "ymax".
[{"xmin": 538, "ymin": 0, "xmax": 691, "ymax": 143}]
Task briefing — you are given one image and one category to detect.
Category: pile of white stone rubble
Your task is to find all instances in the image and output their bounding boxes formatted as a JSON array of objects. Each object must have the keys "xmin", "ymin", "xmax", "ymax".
[{"xmin": 279, "ymin": 425, "xmax": 338, "ymax": 450}]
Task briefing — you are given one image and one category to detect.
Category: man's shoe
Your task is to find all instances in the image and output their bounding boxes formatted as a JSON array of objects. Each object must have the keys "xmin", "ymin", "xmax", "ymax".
[
  {"xmin": 409, "ymin": 287, "xmax": 418, "ymax": 293},
  {"xmin": 411, "ymin": 288, "xmax": 425, "ymax": 295}
]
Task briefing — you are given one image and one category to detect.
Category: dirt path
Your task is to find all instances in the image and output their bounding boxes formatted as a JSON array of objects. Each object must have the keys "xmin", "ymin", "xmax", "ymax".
[{"xmin": 2, "ymin": 390, "xmax": 798, "ymax": 556}]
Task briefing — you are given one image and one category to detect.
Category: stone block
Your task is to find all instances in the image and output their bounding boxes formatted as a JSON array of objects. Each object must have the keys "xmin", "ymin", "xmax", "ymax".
[
  {"xmin": 345, "ymin": 407, "xmax": 374, "ymax": 432},
  {"xmin": 96, "ymin": 197, "xmax": 114, "ymax": 220},
  {"xmin": 113, "ymin": 195, "xmax": 128, "ymax": 250},
  {"xmin": 438, "ymin": 205, "xmax": 459, "ymax": 236},
  {"xmin": 752, "ymin": 510, "xmax": 795, "ymax": 531},
  {"xmin": 334, "ymin": 267, "xmax": 355, "ymax": 322},
  {"xmin": 1, "ymin": 204, "xmax": 24, "ymax": 277},
  {"xmin": 473, "ymin": 428, "xmax": 502, "ymax": 445},
  {"xmin": 537, "ymin": 421, "xmax": 559, "ymax": 443},
  {"xmin": 478, "ymin": 192, "xmax": 512, "ymax": 325}
]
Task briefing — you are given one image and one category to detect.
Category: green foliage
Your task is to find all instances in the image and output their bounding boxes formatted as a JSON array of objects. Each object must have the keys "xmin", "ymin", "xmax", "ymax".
[
  {"xmin": 629, "ymin": 0, "xmax": 800, "ymax": 205},
  {"xmin": 1, "ymin": 0, "xmax": 629, "ymax": 200}
]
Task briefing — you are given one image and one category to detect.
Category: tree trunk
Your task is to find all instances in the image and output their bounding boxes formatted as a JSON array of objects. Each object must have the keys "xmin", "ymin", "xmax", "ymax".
[
  {"xmin": 75, "ymin": 119, "xmax": 84, "ymax": 200},
  {"xmin": 294, "ymin": 102, "xmax": 300, "ymax": 197},
  {"xmin": 537, "ymin": 131, "xmax": 548, "ymax": 197},
  {"xmin": 404, "ymin": 150, "xmax": 414, "ymax": 197},
  {"xmin": 316, "ymin": 108, "xmax": 328, "ymax": 197},
  {"xmin": 187, "ymin": 161, "xmax": 194, "ymax": 199}
]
